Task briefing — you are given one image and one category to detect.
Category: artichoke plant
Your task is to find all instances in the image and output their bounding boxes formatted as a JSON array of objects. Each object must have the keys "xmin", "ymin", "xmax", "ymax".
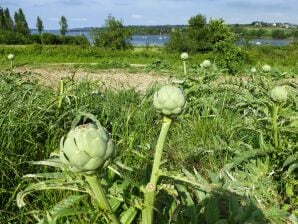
[
  {"xmin": 60, "ymin": 123, "xmax": 114, "ymax": 172},
  {"xmin": 7, "ymin": 54, "xmax": 15, "ymax": 60},
  {"xmin": 200, "ymin": 59, "xmax": 212, "ymax": 68},
  {"xmin": 262, "ymin": 64, "xmax": 271, "ymax": 72},
  {"xmin": 153, "ymin": 85, "xmax": 186, "ymax": 116},
  {"xmin": 270, "ymin": 86, "xmax": 288, "ymax": 103},
  {"xmin": 180, "ymin": 52, "xmax": 189, "ymax": 61},
  {"xmin": 250, "ymin": 67, "xmax": 257, "ymax": 73}
]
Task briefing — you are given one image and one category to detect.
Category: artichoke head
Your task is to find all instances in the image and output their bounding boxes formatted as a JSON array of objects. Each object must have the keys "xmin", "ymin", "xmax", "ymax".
[
  {"xmin": 200, "ymin": 60, "xmax": 211, "ymax": 68},
  {"xmin": 270, "ymin": 86, "xmax": 288, "ymax": 103},
  {"xmin": 60, "ymin": 123, "xmax": 114, "ymax": 172},
  {"xmin": 262, "ymin": 64, "xmax": 271, "ymax": 72},
  {"xmin": 180, "ymin": 52, "xmax": 189, "ymax": 61},
  {"xmin": 153, "ymin": 85, "xmax": 186, "ymax": 116},
  {"xmin": 7, "ymin": 54, "xmax": 15, "ymax": 60}
]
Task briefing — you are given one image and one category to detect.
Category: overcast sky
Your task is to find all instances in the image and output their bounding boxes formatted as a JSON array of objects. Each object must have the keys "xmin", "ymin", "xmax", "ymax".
[{"xmin": 1, "ymin": 0, "xmax": 298, "ymax": 29}]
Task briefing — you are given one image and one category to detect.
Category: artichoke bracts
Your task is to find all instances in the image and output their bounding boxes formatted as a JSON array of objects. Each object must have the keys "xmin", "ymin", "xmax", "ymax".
[
  {"xmin": 270, "ymin": 86, "xmax": 288, "ymax": 103},
  {"xmin": 153, "ymin": 85, "xmax": 186, "ymax": 116},
  {"xmin": 60, "ymin": 123, "xmax": 114, "ymax": 172}
]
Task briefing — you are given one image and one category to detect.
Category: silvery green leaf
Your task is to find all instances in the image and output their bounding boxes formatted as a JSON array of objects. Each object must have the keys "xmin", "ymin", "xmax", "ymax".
[{"xmin": 17, "ymin": 180, "xmax": 86, "ymax": 207}]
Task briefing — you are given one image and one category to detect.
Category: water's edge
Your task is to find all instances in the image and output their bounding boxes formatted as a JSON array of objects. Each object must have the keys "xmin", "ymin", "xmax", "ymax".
[{"xmin": 31, "ymin": 30, "xmax": 292, "ymax": 46}]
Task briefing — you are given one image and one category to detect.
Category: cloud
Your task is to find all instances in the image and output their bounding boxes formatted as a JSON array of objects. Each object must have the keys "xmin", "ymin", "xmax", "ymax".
[
  {"xmin": 131, "ymin": 14, "xmax": 143, "ymax": 19},
  {"xmin": 55, "ymin": 0, "xmax": 86, "ymax": 6},
  {"xmin": 70, "ymin": 18, "xmax": 88, "ymax": 22}
]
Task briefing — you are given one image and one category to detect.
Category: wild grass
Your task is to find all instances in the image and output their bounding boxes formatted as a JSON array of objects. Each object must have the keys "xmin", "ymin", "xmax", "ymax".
[
  {"xmin": 0, "ymin": 44, "xmax": 297, "ymax": 223},
  {"xmin": 1, "ymin": 44, "xmax": 298, "ymax": 75}
]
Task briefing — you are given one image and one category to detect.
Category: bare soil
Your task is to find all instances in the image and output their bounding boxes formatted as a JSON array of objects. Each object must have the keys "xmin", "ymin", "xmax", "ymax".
[{"xmin": 15, "ymin": 65, "xmax": 169, "ymax": 92}]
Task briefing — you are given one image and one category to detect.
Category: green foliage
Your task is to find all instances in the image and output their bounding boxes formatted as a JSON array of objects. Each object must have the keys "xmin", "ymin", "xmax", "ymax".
[
  {"xmin": 14, "ymin": 8, "xmax": 30, "ymax": 36},
  {"xmin": 166, "ymin": 15, "xmax": 235, "ymax": 53},
  {"xmin": 92, "ymin": 15, "xmax": 133, "ymax": 50},
  {"xmin": 272, "ymin": 29, "xmax": 288, "ymax": 39},
  {"xmin": 36, "ymin": 16, "xmax": 44, "ymax": 35},
  {"xmin": 0, "ymin": 30, "xmax": 30, "ymax": 44},
  {"xmin": 59, "ymin": 16, "xmax": 68, "ymax": 36},
  {"xmin": 213, "ymin": 41, "xmax": 248, "ymax": 74}
]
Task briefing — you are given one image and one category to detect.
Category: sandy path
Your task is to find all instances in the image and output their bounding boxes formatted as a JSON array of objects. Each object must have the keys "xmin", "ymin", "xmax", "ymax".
[{"xmin": 15, "ymin": 66, "xmax": 169, "ymax": 92}]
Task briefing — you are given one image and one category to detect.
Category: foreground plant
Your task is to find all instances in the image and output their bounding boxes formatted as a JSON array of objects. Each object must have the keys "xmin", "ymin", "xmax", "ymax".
[
  {"xmin": 7, "ymin": 53, "xmax": 15, "ymax": 70},
  {"xmin": 17, "ymin": 113, "xmax": 120, "ymax": 224},
  {"xmin": 200, "ymin": 59, "xmax": 211, "ymax": 69},
  {"xmin": 269, "ymin": 86, "xmax": 288, "ymax": 149},
  {"xmin": 180, "ymin": 52, "xmax": 189, "ymax": 76},
  {"xmin": 142, "ymin": 85, "xmax": 186, "ymax": 224}
]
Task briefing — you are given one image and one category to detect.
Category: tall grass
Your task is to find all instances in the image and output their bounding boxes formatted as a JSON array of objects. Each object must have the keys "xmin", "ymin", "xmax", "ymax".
[{"xmin": 0, "ymin": 66, "xmax": 296, "ymax": 223}]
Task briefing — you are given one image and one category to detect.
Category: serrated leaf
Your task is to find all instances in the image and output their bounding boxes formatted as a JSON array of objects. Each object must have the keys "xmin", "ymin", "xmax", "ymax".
[
  {"xmin": 17, "ymin": 180, "xmax": 86, "ymax": 207},
  {"xmin": 23, "ymin": 172, "xmax": 67, "ymax": 179}
]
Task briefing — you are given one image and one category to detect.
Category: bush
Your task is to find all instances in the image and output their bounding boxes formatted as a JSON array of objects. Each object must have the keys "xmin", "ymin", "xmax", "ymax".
[
  {"xmin": 0, "ymin": 30, "xmax": 30, "ymax": 44},
  {"xmin": 41, "ymin": 33, "xmax": 60, "ymax": 45},
  {"xmin": 92, "ymin": 15, "xmax": 133, "ymax": 50},
  {"xmin": 29, "ymin": 34, "xmax": 42, "ymax": 44},
  {"xmin": 213, "ymin": 41, "xmax": 248, "ymax": 74}
]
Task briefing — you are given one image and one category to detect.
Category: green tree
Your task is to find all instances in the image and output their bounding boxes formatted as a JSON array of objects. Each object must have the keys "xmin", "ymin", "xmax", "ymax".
[
  {"xmin": 3, "ymin": 8, "xmax": 14, "ymax": 30},
  {"xmin": 208, "ymin": 19, "xmax": 235, "ymax": 45},
  {"xmin": 36, "ymin": 16, "xmax": 44, "ymax": 34},
  {"xmin": 91, "ymin": 15, "xmax": 132, "ymax": 50},
  {"xmin": 14, "ymin": 8, "xmax": 30, "ymax": 35},
  {"xmin": 166, "ymin": 14, "xmax": 210, "ymax": 52},
  {"xmin": 59, "ymin": 16, "xmax": 68, "ymax": 36},
  {"xmin": 0, "ymin": 7, "xmax": 5, "ymax": 30}
]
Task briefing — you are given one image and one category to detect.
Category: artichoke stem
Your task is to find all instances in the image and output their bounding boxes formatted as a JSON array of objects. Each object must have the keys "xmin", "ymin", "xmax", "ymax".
[
  {"xmin": 272, "ymin": 104, "xmax": 279, "ymax": 149},
  {"xmin": 57, "ymin": 79, "xmax": 64, "ymax": 109},
  {"xmin": 85, "ymin": 175, "xmax": 120, "ymax": 224},
  {"xmin": 183, "ymin": 61, "xmax": 187, "ymax": 76},
  {"xmin": 142, "ymin": 116, "xmax": 172, "ymax": 224}
]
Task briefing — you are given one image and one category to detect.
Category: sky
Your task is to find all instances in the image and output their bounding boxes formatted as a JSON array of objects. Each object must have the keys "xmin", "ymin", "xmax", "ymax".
[{"xmin": 1, "ymin": 0, "xmax": 298, "ymax": 30}]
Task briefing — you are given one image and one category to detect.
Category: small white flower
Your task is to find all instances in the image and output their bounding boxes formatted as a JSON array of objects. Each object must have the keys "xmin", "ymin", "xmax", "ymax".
[
  {"xmin": 7, "ymin": 54, "xmax": 15, "ymax": 60},
  {"xmin": 250, "ymin": 67, "xmax": 257, "ymax": 73},
  {"xmin": 262, "ymin": 64, "xmax": 271, "ymax": 72},
  {"xmin": 180, "ymin": 52, "xmax": 189, "ymax": 61},
  {"xmin": 200, "ymin": 60, "xmax": 212, "ymax": 69}
]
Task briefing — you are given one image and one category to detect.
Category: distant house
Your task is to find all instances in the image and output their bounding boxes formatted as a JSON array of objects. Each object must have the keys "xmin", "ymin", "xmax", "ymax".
[{"xmin": 272, "ymin": 23, "xmax": 277, "ymax": 27}]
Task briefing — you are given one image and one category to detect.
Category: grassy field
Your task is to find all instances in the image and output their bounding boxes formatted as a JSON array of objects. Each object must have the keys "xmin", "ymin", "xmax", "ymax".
[
  {"xmin": 0, "ymin": 45, "xmax": 297, "ymax": 223},
  {"xmin": 1, "ymin": 44, "xmax": 298, "ymax": 74}
]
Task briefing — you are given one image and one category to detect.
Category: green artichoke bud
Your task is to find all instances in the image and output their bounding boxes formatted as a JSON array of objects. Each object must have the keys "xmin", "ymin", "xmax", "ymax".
[
  {"xmin": 60, "ymin": 123, "xmax": 114, "ymax": 172},
  {"xmin": 200, "ymin": 60, "xmax": 211, "ymax": 68},
  {"xmin": 153, "ymin": 85, "xmax": 186, "ymax": 115},
  {"xmin": 262, "ymin": 64, "xmax": 271, "ymax": 72},
  {"xmin": 250, "ymin": 67, "xmax": 257, "ymax": 73},
  {"xmin": 180, "ymin": 52, "xmax": 189, "ymax": 61},
  {"xmin": 7, "ymin": 54, "xmax": 15, "ymax": 60},
  {"xmin": 270, "ymin": 86, "xmax": 288, "ymax": 103}
]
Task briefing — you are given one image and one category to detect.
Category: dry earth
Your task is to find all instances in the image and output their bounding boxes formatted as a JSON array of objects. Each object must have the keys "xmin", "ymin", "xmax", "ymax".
[{"xmin": 15, "ymin": 65, "xmax": 169, "ymax": 92}]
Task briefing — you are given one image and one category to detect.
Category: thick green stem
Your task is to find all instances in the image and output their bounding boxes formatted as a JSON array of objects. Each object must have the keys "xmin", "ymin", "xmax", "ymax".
[
  {"xmin": 57, "ymin": 79, "xmax": 64, "ymax": 109},
  {"xmin": 272, "ymin": 104, "xmax": 279, "ymax": 149},
  {"xmin": 142, "ymin": 116, "xmax": 172, "ymax": 224},
  {"xmin": 10, "ymin": 61, "xmax": 13, "ymax": 70},
  {"xmin": 183, "ymin": 61, "xmax": 187, "ymax": 76},
  {"xmin": 85, "ymin": 175, "xmax": 120, "ymax": 224}
]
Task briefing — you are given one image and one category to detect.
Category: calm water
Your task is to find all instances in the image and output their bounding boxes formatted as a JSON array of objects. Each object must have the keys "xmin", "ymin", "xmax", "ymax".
[{"xmin": 31, "ymin": 30, "xmax": 292, "ymax": 46}]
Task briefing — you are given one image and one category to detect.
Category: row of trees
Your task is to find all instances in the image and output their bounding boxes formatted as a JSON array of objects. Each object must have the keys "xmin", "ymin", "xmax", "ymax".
[
  {"xmin": 0, "ymin": 7, "xmax": 29, "ymax": 35},
  {"xmin": 0, "ymin": 6, "xmax": 68, "ymax": 36},
  {"xmin": 232, "ymin": 27, "xmax": 298, "ymax": 39}
]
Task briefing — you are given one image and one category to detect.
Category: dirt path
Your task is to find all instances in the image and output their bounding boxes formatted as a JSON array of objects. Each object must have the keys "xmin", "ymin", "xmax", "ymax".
[{"xmin": 15, "ymin": 65, "xmax": 168, "ymax": 92}]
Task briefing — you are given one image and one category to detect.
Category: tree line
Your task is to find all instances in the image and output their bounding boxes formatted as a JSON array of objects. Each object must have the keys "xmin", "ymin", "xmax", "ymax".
[{"xmin": 0, "ymin": 6, "xmax": 85, "ymax": 45}]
